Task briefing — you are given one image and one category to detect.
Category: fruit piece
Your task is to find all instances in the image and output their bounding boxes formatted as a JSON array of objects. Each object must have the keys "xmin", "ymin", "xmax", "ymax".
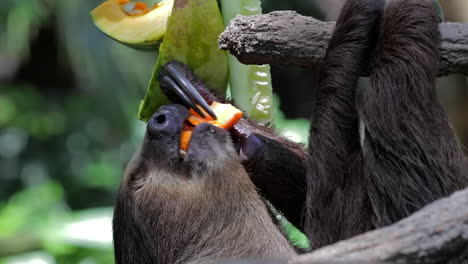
[
  {"xmin": 187, "ymin": 116, "xmax": 208, "ymax": 127},
  {"xmin": 90, "ymin": 0, "xmax": 174, "ymax": 51},
  {"xmin": 138, "ymin": 0, "xmax": 228, "ymax": 122},
  {"xmin": 208, "ymin": 102, "xmax": 243, "ymax": 129},
  {"xmin": 221, "ymin": 0, "xmax": 274, "ymax": 124},
  {"xmin": 180, "ymin": 130, "xmax": 192, "ymax": 151},
  {"xmin": 180, "ymin": 102, "xmax": 243, "ymax": 151},
  {"xmin": 189, "ymin": 107, "xmax": 215, "ymax": 121},
  {"xmin": 182, "ymin": 122, "xmax": 194, "ymax": 131},
  {"xmin": 185, "ymin": 102, "xmax": 243, "ymax": 130}
]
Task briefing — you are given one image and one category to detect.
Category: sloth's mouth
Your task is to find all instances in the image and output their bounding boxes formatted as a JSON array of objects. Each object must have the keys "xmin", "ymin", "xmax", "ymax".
[
  {"xmin": 145, "ymin": 105, "xmax": 262, "ymax": 169},
  {"xmin": 177, "ymin": 121, "xmax": 213, "ymax": 159},
  {"xmin": 178, "ymin": 117, "xmax": 251, "ymax": 159},
  {"xmin": 146, "ymin": 103, "xmax": 234, "ymax": 164}
]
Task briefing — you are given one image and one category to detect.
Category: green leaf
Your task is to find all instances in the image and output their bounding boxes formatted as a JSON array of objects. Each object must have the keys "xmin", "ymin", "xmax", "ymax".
[
  {"xmin": 4, "ymin": 0, "xmax": 49, "ymax": 60},
  {"xmin": 0, "ymin": 183, "xmax": 64, "ymax": 237},
  {"xmin": 138, "ymin": 0, "xmax": 228, "ymax": 122},
  {"xmin": 432, "ymin": 0, "xmax": 444, "ymax": 22}
]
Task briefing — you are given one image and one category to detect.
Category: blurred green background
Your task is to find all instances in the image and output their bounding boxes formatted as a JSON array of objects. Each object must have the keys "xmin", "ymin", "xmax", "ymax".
[{"xmin": 0, "ymin": 0, "xmax": 467, "ymax": 263}]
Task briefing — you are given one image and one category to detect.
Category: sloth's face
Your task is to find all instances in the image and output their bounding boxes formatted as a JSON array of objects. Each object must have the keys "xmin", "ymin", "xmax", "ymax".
[
  {"xmin": 126, "ymin": 104, "xmax": 239, "ymax": 185},
  {"xmin": 119, "ymin": 104, "xmax": 246, "ymax": 219}
]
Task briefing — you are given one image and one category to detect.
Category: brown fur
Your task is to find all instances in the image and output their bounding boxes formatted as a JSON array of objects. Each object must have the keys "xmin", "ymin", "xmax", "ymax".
[{"xmin": 113, "ymin": 120, "xmax": 294, "ymax": 264}]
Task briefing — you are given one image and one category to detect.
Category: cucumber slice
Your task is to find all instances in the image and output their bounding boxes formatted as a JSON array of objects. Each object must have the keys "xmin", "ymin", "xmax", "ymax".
[{"xmin": 221, "ymin": 0, "xmax": 274, "ymax": 124}]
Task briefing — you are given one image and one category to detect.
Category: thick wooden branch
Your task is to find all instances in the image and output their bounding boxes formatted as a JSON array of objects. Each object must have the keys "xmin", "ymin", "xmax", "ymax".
[
  {"xmin": 290, "ymin": 187, "xmax": 468, "ymax": 263},
  {"xmin": 219, "ymin": 11, "xmax": 468, "ymax": 76}
]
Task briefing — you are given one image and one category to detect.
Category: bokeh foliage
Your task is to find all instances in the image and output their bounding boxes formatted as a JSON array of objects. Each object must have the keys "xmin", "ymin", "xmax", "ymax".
[{"xmin": 0, "ymin": 0, "xmax": 317, "ymax": 263}]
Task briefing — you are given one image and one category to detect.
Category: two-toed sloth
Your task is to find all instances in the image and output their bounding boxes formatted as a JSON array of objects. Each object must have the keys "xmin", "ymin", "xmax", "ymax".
[{"xmin": 113, "ymin": 0, "xmax": 468, "ymax": 263}]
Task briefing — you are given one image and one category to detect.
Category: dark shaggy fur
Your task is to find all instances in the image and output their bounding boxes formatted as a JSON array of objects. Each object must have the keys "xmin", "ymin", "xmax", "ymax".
[
  {"xmin": 238, "ymin": 0, "xmax": 468, "ymax": 249},
  {"xmin": 246, "ymin": 0, "xmax": 468, "ymax": 249},
  {"xmin": 113, "ymin": 0, "xmax": 468, "ymax": 262},
  {"xmin": 304, "ymin": 0, "xmax": 385, "ymax": 245},
  {"xmin": 305, "ymin": 0, "xmax": 468, "ymax": 248}
]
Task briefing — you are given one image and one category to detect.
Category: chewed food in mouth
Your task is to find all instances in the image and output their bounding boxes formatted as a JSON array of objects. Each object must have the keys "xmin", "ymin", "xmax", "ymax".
[{"xmin": 180, "ymin": 102, "xmax": 243, "ymax": 151}]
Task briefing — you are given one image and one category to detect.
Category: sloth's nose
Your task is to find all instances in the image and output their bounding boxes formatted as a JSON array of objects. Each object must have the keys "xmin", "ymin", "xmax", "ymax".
[{"xmin": 147, "ymin": 104, "xmax": 189, "ymax": 137}]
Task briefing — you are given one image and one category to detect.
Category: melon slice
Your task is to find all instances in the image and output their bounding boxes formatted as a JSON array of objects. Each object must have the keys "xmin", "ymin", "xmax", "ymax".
[
  {"xmin": 90, "ymin": 0, "xmax": 174, "ymax": 51},
  {"xmin": 180, "ymin": 102, "xmax": 243, "ymax": 151}
]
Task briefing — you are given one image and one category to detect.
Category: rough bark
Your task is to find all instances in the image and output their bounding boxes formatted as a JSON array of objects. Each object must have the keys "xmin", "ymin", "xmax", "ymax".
[
  {"xmin": 290, "ymin": 187, "xmax": 468, "ymax": 263},
  {"xmin": 219, "ymin": 11, "xmax": 468, "ymax": 76}
]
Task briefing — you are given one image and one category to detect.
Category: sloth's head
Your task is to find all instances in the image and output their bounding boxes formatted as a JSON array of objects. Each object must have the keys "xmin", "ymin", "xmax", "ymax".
[
  {"xmin": 142, "ymin": 104, "xmax": 238, "ymax": 176},
  {"xmin": 119, "ymin": 103, "xmax": 248, "ymax": 215}
]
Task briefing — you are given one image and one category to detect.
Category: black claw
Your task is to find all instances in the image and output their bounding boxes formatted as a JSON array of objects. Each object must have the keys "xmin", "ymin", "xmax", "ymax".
[
  {"xmin": 160, "ymin": 76, "xmax": 207, "ymax": 118},
  {"xmin": 164, "ymin": 64, "xmax": 217, "ymax": 120}
]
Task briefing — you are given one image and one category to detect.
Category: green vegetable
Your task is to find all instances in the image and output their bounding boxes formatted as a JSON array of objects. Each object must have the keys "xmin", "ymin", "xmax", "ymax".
[
  {"xmin": 138, "ymin": 0, "xmax": 228, "ymax": 122},
  {"xmin": 220, "ymin": 0, "xmax": 274, "ymax": 124},
  {"xmin": 265, "ymin": 201, "xmax": 311, "ymax": 251},
  {"xmin": 432, "ymin": 0, "xmax": 444, "ymax": 22}
]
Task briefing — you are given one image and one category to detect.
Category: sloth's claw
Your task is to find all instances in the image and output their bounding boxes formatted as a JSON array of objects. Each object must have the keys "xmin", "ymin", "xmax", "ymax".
[
  {"xmin": 160, "ymin": 75, "xmax": 207, "ymax": 118},
  {"xmin": 160, "ymin": 62, "xmax": 217, "ymax": 120}
]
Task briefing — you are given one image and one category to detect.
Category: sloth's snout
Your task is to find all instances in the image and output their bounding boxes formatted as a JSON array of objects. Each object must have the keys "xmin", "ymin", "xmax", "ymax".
[{"xmin": 147, "ymin": 104, "xmax": 189, "ymax": 138}]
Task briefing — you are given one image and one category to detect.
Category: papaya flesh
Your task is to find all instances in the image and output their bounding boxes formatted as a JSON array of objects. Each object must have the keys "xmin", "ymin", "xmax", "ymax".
[
  {"xmin": 90, "ymin": 0, "xmax": 174, "ymax": 51},
  {"xmin": 180, "ymin": 102, "xmax": 243, "ymax": 151}
]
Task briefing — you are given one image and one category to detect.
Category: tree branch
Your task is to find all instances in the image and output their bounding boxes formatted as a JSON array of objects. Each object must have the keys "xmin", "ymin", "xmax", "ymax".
[
  {"xmin": 290, "ymin": 187, "xmax": 468, "ymax": 263},
  {"xmin": 219, "ymin": 11, "xmax": 468, "ymax": 76}
]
